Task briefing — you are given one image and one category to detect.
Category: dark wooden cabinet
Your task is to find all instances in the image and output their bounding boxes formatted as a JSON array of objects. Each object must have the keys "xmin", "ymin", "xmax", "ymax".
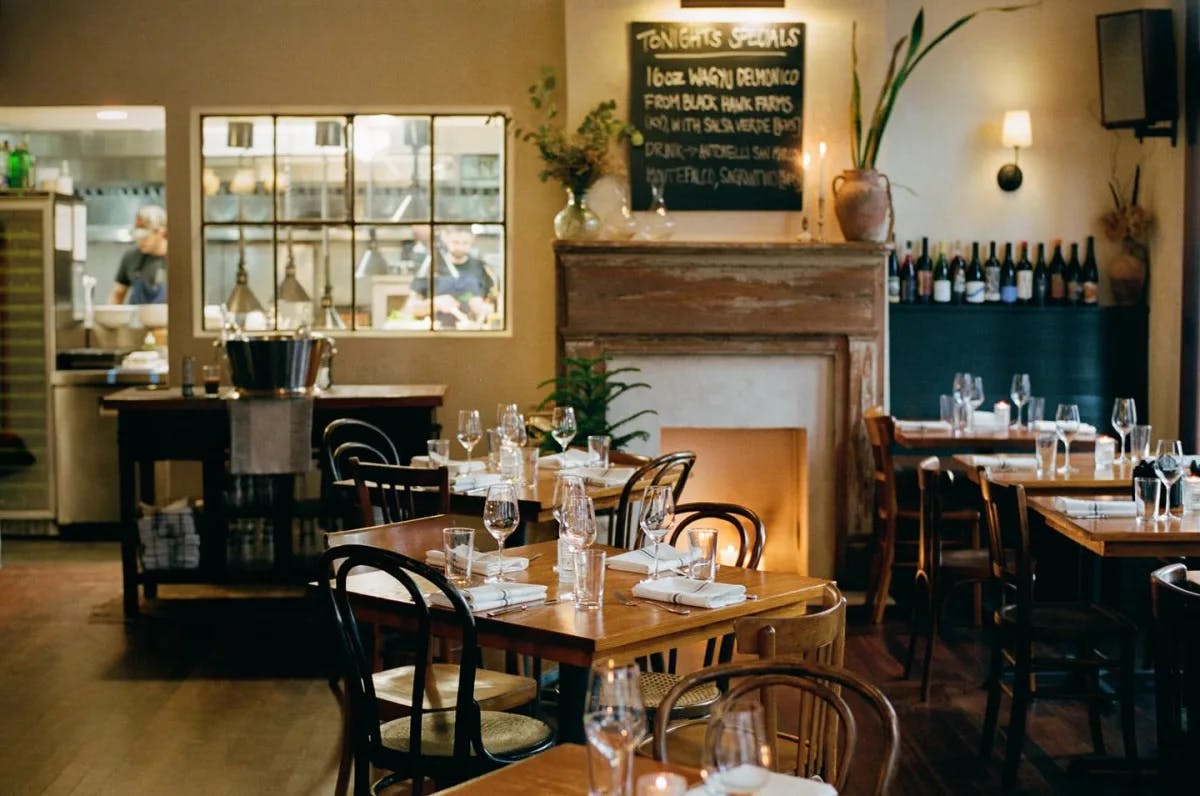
[{"xmin": 889, "ymin": 304, "xmax": 1148, "ymax": 428}]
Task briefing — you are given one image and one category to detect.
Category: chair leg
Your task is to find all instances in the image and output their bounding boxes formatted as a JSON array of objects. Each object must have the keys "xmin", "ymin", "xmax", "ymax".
[
  {"xmin": 352, "ymin": 750, "xmax": 370, "ymax": 796},
  {"xmin": 1002, "ymin": 647, "xmax": 1034, "ymax": 790},
  {"xmin": 903, "ymin": 571, "xmax": 928, "ymax": 680},
  {"xmin": 334, "ymin": 689, "xmax": 352, "ymax": 796},
  {"xmin": 870, "ymin": 521, "xmax": 897, "ymax": 625},
  {"xmin": 980, "ymin": 635, "xmax": 1005, "ymax": 758},
  {"xmin": 1082, "ymin": 643, "xmax": 1106, "ymax": 757},
  {"xmin": 920, "ymin": 580, "xmax": 941, "ymax": 702},
  {"xmin": 970, "ymin": 519, "xmax": 983, "ymax": 627},
  {"xmin": 1118, "ymin": 634, "xmax": 1139, "ymax": 763}
]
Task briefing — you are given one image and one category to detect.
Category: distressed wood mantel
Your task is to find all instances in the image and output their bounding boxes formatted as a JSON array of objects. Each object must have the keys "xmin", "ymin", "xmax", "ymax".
[{"xmin": 554, "ymin": 240, "xmax": 887, "ymax": 574}]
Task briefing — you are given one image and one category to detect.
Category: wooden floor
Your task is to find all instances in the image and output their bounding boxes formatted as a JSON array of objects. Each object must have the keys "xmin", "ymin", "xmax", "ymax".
[{"xmin": 0, "ymin": 539, "xmax": 1158, "ymax": 795}]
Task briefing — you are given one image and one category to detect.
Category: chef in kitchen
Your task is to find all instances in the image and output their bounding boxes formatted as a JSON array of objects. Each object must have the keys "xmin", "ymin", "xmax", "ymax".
[{"xmin": 110, "ymin": 204, "xmax": 168, "ymax": 304}]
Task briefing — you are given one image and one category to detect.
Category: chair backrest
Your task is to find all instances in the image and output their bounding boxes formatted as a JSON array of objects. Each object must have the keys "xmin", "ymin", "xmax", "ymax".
[
  {"xmin": 318, "ymin": 544, "xmax": 482, "ymax": 772},
  {"xmin": 733, "ymin": 585, "xmax": 847, "ymax": 778},
  {"xmin": 334, "ymin": 441, "xmax": 391, "ymax": 481},
  {"xmin": 324, "ymin": 418, "xmax": 400, "ymax": 481},
  {"xmin": 611, "ymin": 451, "xmax": 698, "ymax": 549},
  {"xmin": 667, "ymin": 501, "xmax": 766, "ymax": 569},
  {"xmin": 862, "ymin": 409, "xmax": 897, "ymax": 519},
  {"xmin": 977, "ymin": 471, "xmax": 1033, "ymax": 626},
  {"xmin": 352, "ymin": 458, "xmax": 450, "ymax": 527},
  {"xmin": 1150, "ymin": 563, "xmax": 1200, "ymax": 788},
  {"xmin": 916, "ymin": 460, "xmax": 956, "ymax": 578},
  {"xmin": 653, "ymin": 658, "xmax": 899, "ymax": 796}
]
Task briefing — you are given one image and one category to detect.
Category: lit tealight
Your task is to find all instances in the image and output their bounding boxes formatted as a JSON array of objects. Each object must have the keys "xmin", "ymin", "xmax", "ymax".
[{"xmin": 636, "ymin": 772, "xmax": 686, "ymax": 796}]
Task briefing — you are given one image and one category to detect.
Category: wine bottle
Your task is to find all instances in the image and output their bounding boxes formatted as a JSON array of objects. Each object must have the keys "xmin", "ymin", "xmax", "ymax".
[
  {"xmin": 1049, "ymin": 240, "xmax": 1066, "ymax": 305},
  {"xmin": 984, "ymin": 241, "xmax": 1001, "ymax": 303},
  {"xmin": 899, "ymin": 240, "xmax": 917, "ymax": 303},
  {"xmin": 916, "ymin": 237, "xmax": 933, "ymax": 304},
  {"xmin": 1016, "ymin": 241, "xmax": 1033, "ymax": 304},
  {"xmin": 950, "ymin": 240, "xmax": 967, "ymax": 304},
  {"xmin": 1065, "ymin": 242, "xmax": 1083, "ymax": 305},
  {"xmin": 933, "ymin": 242, "xmax": 951, "ymax": 303},
  {"xmin": 8, "ymin": 135, "xmax": 32, "ymax": 190},
  {"xmin": 887, "ymin": 245, "xmax": 900, "ymax": 304},
  {"xmin": 1082, "ymin": 235, "xmax": 1099, "ymax": 305},
  {"xmin": 1032, "ymin": 242, "xmax": 1049, "ymax": 306},
  {"xmin": 965, "ymin": 241, "xmax": 985, "ymax": 304},
  {"xmin": 999, "ymin": 242, "xmax": 1018, "ymax": 304}
]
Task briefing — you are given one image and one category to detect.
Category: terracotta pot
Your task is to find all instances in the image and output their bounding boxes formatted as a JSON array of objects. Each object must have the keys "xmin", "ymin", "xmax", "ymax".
[
  {"xmin": 832, "ymin": 169, "xmax": 892, "ymax": 242},
  {"xmin": 1108, "ymin": 250, "xmax": 1147, "ymax": 305}
]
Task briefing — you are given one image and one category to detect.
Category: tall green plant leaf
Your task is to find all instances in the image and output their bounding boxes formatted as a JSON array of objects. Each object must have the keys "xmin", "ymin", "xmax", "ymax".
[{"xmin": 850, "ymin": 22, "xmax": 863, "ymax": 167}]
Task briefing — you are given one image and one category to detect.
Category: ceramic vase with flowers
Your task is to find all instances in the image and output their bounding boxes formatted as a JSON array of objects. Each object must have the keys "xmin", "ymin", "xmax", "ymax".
[
  {"xmin": 1101, "ymin": 164, "xmax": 1152, "ymax": 305},
  {"xmin": 517, "ymin": 67, "xmax": 643, "ymax": 240}
]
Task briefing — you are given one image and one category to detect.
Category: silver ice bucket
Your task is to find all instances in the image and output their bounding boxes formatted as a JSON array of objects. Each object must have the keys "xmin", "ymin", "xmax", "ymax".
[{"xmin": 223, "ymin": 333, "xmax": 333, "ymax": 397}]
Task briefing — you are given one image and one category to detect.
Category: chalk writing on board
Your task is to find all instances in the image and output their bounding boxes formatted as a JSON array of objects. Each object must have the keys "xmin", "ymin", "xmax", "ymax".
[{"xmin": 629, "ymin": 21, "xmax": 805, "ymax": 211}]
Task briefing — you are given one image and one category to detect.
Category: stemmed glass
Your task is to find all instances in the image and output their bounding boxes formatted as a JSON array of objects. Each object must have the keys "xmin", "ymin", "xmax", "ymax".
[
  {"xmin": 482, "ymin": 482, "xmax": 520, "ymax": 581},
  {"xmin": 952, "ymin": 371, "xmax": 973, "ymax": 404},
  {"xmin": 701, "ymin": 699, "xmax": 773, "ymax": 795},
  {"xmin": 639, "ymin": 484, "xmax": 676, "ymax": 579},
  {"xmin": 969, "ymin": 377, "xmax": 985, "ymax": 428},
  {"xmin": 1055, "ymin": 403, "xmax": 1081, "ymax": 474},
  {"xmin": 551, "ymin": 406, "xmax": 578, "ymax": 463},
  {"xmin": 457, "ymin": 409, "xmax": 482, "ymax": 465},
  {"xmin": 561, "ymin": 494, "xmax": 599, "ymax": 556},
  {"xmin": 1111, "ymin": 398, "xmax": 1137, "ymax": 466},
  {"xmin": 584, "ymin": 661, "xmax": 646, "ymax": 796},
  {"xmin": 1010, "ymin": 373, "xmax": 1031, "ymax": 428},
  {"xmin": 500, "ymin": 408, "xmax": 527, "ymax": 447},
  {"xmin": 1154, "ymin": 439, "xmax": 1184, "ymax": 520}
]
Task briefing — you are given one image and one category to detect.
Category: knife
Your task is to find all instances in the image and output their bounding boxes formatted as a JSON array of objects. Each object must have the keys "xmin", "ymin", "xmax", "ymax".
[{"xmin": 486, "ymin": 598, "xmax": 558, "ymax": 617}]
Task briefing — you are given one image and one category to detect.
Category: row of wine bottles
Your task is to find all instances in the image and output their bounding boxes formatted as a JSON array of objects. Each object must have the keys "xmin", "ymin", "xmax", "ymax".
[{"xmin": 888, "ymin": 237, "xmax": 1100, "ymax": 306}]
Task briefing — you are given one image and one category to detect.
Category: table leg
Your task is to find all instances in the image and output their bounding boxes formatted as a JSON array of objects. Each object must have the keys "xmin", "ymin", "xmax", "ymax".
[
  {"xmin": 558, "ymin": 663, "xmax": 590, "ymax": 744},
  {"xmin": 119, "ymin": 446, "xmax": 139, "ymax": 619}
]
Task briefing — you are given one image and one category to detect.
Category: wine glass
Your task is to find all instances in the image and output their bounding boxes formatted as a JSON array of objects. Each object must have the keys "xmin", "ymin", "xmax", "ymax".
[
  {"xmin": 500, "ymin": 408, "xmax": 527, "ymax": 447},
  {"xmin": 552, "ymin": 474, "xmax": 587, "ymax": 526},
  {"xmin": 551, "ymin": 406, "xmax": 578, "ymax": 463},
  {"xmin": 482, "ymin": 482, "xmax": 520, "ymax": 581},
  {"xmin": 968, "ymin": 377, "xmax": 985, "ymax": 431},
  {"xmin": 584, "ymin": 661, "xmax": 646, "ymax": 796},
  {"xmin": 639, "ymin": 484, "xmax": 676, "ymax": 579},
  {"xmin": 1111, "ymin": 398, "xmax": 1137, "ymax": 466},
  {"xmin": 496, "ymin": 402, "xmax": 519, "ymax": 429},
  {"xmin": 1055, "ymin": 403, "xmax": 1081, "ymax": 474},
  {"xmin": 953, "ymin": 372, "xmax": 973, "ymax": 405},
  {"xmin": 1154, "ymin": 439, "xmax": 1184, "ymax": 520},
  {"xmin": 701, "ymin": 699, "xmax": 773, "ymax": 795},
  {"xmin": 457, "ymin": 409, "xmax": 482, "ymax": 465},
  {"xmin": 1010, "ymin": 373, "xmax": 1031, "ymax": 428},
  {"xmin": 561, "ymin": 494, "xmax": 599, "ymax": 553}
]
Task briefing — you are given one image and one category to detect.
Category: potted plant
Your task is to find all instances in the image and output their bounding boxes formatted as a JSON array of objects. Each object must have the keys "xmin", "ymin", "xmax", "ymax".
[
  {"xmin": 837, "ymin": 4, "xmax": 1032, "ymax": 242},
  {"xmin": 1101, "ymin": 164, "xmax": 1152, "ymax": 304},
  {"xmin": 533, "ymin": 355, "xmax": 655, "ymax": 453},
  {"xmin": 516, "ymin": 67, "xmax": 643, "ymax": 240}
]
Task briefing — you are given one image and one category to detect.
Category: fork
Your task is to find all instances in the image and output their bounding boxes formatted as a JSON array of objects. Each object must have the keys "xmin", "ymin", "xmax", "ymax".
[{"xmin": 613, "ymin": 590, "xmax": 691, "ymax": 616}]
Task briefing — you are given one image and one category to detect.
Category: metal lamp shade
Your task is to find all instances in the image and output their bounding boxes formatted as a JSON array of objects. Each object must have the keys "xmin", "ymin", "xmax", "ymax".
[
  {"xmin": 354, "ymin": 229, "xmax": 390, "ymax": 277},
  {"xmin": 315, "ymin": 120, "xmax": 344, "ymax": 148},
  {"xmin": 227, "ymin": 121, "xmax": 255, "ymax": 149}
]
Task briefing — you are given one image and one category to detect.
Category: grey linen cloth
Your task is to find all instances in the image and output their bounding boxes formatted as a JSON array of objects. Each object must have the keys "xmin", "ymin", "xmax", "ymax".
[{"xmin": 228, "ymin": 396, "xmax": 314, "ymax": 474}]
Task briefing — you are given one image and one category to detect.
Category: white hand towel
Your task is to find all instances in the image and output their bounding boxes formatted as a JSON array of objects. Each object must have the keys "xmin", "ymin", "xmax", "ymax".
[
  {"xmin": 973, "ymin": 455, "xmax": 1039, "ymax": 470},
  {"xmin": 428, "ymin": 583, "xmax": 547, "ymax": 613},
  {"xmin": 1052, "ymin": 497, "xmax": 1137, "ymax": 518},
  {"xmin": 426, "ymin": 546, "xmax": 529, "ymax": 576},
  {"xmin": 452, "ymin": 473, "xmax": 505, "ymax": 493},
  {"xmin": 559, "ymin": 466, "xmax": 635, "ymax": 488},
  {"xmin": 895, "ymin": 420, "xmax": 952, "ymax": 433},
  {"xmin": 631, "ymin": 576, "xmax": 746, "ymax": 608},
  {"xmin": 607, "ymin": 543, "xmax": 697, "ymax": 575}
]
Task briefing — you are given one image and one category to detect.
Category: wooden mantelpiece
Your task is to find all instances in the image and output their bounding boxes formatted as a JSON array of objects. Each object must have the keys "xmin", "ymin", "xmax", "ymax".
[{"xmin": 554, "ymin": 240, "xmax": 887, "ymax": 575}]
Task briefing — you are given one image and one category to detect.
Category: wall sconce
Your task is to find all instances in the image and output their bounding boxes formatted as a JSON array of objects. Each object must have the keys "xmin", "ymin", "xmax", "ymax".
[
  {"xmin": 997, "ymin": 110, "xmax": 1032, "ymax": 192},
  {"xmin": 227, "ymin": 120, "xmax": 254, "ymax": 149}
]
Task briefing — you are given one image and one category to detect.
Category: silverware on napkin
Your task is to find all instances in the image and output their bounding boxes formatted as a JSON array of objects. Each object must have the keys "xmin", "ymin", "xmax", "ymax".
[
  {"xmin": 486, "ymin": 598, "xmax": 558, "ymax": 617},
  {"xmin": 613, "ymin": 590, "xmax": 691, "ymax": 616}
]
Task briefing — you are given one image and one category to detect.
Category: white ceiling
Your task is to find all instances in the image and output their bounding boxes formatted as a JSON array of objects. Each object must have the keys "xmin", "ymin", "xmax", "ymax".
[{"xmin": 0, "ymin": 106, "xmax": 165, "ymax": 131}]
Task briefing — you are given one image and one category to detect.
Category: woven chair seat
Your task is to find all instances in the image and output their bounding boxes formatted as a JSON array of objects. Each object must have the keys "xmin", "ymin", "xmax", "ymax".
[
  {"xmin": 639, "ymin": 671, "xmax": 720, "ymax": 718},
  {"xmin": 381, "ymin": 710, "xmax": 553, "ymax": 757},
  {"xmin": 374, "ymin": 664, "xmax": 537, "ymax": 713}
]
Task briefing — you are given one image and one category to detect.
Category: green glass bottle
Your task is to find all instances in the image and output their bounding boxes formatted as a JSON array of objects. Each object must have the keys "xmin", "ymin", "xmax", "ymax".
[{"xmin": 8, "ymin": 135, "xmax": 33, "ymax": 190}]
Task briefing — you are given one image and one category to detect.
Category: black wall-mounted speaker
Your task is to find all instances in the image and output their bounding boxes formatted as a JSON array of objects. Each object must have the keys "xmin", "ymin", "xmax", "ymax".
[{"xmin": 1097, "ymin": 9, "xmax": 1178, "ymax": 131}]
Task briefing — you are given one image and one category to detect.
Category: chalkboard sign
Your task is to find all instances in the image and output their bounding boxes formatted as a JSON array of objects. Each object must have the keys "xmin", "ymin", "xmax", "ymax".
[{"xmin": 628, "ymin": 21, "xmax": 805, "ymax": 212}]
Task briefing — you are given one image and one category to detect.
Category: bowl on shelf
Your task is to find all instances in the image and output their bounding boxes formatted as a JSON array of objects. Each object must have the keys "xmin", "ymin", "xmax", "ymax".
[
  {"xmin": 137, "ymin": 303, "xmax": 168, "ymax": 328},
  {"xmin": 91, "ymin": 304, "xmax": 137, "ymax": 329}
]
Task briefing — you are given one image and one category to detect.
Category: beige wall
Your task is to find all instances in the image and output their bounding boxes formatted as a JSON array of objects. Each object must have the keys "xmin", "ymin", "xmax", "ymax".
[{"xmin": 0, "ymin": 0, "xmax": 567, "ymax": 428}]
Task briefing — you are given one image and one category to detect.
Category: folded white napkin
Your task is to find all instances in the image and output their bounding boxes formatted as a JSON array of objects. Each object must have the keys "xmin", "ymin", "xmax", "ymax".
[
  {"xmin": 410, "ymin": 456, "xmax": 485, "ymax": 477},
  {"xmin": 1053, "ymin": 497, "xmax": 1138, "ymax": 518},
  {"xmin": 632, "ymin": 576, "xmax": 746, "ymax": 608},
  {"xmin": 895, "ymin": 419, "xmax": 952, "ymax": 433},
  {"xmin": 452, "ymin": 473, "xmax": 505, "ymax": 493},
  {"xmin": 1032, "ymin": 420, "xmax": 1098, "ymax": 434},
  {"xmin": 971, "ymin": 410, "xmax": 1002, "ymax": 429},
  {"xmin": 607, "ymin": 543, "xmax": 697, "ymax": 575},
  {"xmin": 428, "ymin": 582, "xmax": 547, "ymax": 613},
  {"xmin": 539, "ymin": 449, "xmax": 592, "ymax": 469},
  {"xmin": 559, "ymin": 465, "xmax": 635, "ymax": 488},
  {"xmin": 685, "ymin": 769, "xmax": 836, "ymax": 796},
  {"xmin": 973, "ymin": 455, "xmax": 1039, "ymax": 470},
  {"xmin": 425, "ymin": 546, "xmax": 529, "ymax": 577}
]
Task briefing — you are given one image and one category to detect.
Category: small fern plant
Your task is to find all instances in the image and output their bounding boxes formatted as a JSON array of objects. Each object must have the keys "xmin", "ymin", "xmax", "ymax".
[{"xmin": 535, "ymin": 356, "xmax": 655, "ymax": 453}]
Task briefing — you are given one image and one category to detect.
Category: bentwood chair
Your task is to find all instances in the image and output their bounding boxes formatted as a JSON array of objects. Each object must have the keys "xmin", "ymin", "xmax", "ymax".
[
  {"xmin": 611, "ymin": 451, "xmax": 697, "ymax": 549},
  {"xmin": 863, "ymin": 410, "xmax": 981, "ymax": 624},
  {"xmin": 635, "ymin": 502, "xmax": 767, "ymax": 721},
  {"xmin": 1150, "ymin": 563, "xmax": 1200, "ymax": 789},
  {"xmin": 904, "ymin": 462, "xmax": 992, "ymax": 701},
  {"xmin": 351, "ymin": 459, "xmax": 449, "ymax": 527},
  {"xmin": 319, "ymin": 545, "xmax": 553, "ymax": 796},
  {"xmin": 321, "ymin": 419, "xmax": 401, "ymax": 530},
  {"xmin": 653, "ymin": 659, "xmax": 899, "ymax": 796},
  {"xmin": 978, "ymin": 474, "xmax": 1138, "ymax": 789}
]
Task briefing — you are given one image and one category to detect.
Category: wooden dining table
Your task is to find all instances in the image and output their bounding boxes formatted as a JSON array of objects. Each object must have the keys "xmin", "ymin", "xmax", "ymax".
[
  {"xmin": 325, "ymin": 514, "xmax": 828, "ymax": 744},
  {"xmin": 1026, "ymin": 495, "xmax": 1200, "ymax": 558},
  {"xmin": 894, "ymin": 422, "xmax": 1098, "ymax": 452},
  {"xmin": 436, "ymin": 743, "xmax": 696, "ymax": 794},
  {"xmin": 956, "ymin": 454, "xmax": 1132, "ymax": 494}
]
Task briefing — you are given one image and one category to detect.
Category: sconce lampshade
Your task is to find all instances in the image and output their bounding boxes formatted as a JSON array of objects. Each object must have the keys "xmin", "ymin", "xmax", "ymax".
[
  {"xmin": 1001, "ymin": 110, "xmax": 1033, "ymax": 149},
  {"xmin": 315, "ymin": 120, "xmax": 344, "ymax": 148},
  {"xmin": 227, "ymin": 120, "xmax": 255, "ymax": 149}
]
